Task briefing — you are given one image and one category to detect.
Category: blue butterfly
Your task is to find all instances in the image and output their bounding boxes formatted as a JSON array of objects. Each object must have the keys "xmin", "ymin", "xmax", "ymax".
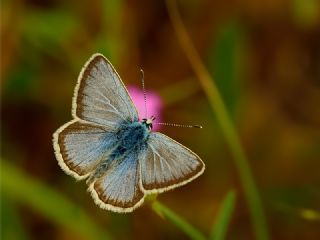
[{"xmin": 53, "ymin": 53, "xmax": 205, "ymax": 212}]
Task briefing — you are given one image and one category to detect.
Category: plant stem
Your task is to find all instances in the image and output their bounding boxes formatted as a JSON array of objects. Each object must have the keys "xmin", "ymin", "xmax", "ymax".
[
  {"xmin": 152, "ymin": 201, "xmax": 207, "ymax": 240},
  {"xmin": 210, "ymin": 190, "xmax": 236, "ymax": 240},
  {"xmin": 165, "ymin": 1, "xmax": 270, "ymax": 240}
]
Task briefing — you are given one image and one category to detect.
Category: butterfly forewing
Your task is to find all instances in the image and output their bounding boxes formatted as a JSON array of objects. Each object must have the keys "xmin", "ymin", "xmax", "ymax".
[
  {"xmin": 140, "ymin": 132, "xmax": 205, "ymax": 193},
  {"xmin": 73, "ymin": 54, "xmax": 139, "ymax": 126},
  {"xmin": 54, "ymin": 54, "xmax": 139, "ymax": 180}
]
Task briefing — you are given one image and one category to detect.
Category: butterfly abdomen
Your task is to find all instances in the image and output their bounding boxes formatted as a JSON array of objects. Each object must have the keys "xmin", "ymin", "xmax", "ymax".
[{"xmin": 87, "ymin": 121, "xmax": 149, "ymax": 184}]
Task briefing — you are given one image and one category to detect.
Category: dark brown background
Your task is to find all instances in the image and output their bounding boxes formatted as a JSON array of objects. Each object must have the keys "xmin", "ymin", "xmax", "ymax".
[{"xmin": 1, "ymin": 0, "xmax": 320, "ymax": 239}]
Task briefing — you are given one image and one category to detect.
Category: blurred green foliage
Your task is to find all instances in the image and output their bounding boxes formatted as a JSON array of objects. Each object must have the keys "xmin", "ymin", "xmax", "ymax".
[
  {"xmin": 1, "ymin": 0, "xmax": 320, "ymax": 239},
  {"xmin": 152, "ymin": 201, "xmax": 207, "ymax": 240},
  {"xmin": 1, "ymin": 161, "xmax": 112, "ymax": 240},
  {"xmin": 207, "ymin": 20, "xmax": 244, "ymax": 117},
  {"xmin": 22, "ymin": 9, "xmax": 77, "ymax": 52},
  {"xmin": 1, "ymin": 197, "xmax": 29, "ymax": 240}
]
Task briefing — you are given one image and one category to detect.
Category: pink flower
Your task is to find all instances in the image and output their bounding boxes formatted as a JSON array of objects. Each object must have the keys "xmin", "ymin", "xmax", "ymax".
[{"xmin": 127, "ymin": 85, "xmax": 163, "ymax": 131}]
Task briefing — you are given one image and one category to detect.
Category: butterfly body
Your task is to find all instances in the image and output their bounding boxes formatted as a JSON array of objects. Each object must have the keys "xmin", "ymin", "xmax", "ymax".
[
  {"xmin": 113, "ymin": 120, "xmax": 150, "ymax": 154},
  {"xmin": 89, "ymin": 120, "xmax": 149, "ymax": 181},
  {"xmin": 53, "ymin": 53, "xmax": 205, "ymax": 213},
  {"xmin": 87, "ymin": 120, "xmax": 150, "ymax": 183}
]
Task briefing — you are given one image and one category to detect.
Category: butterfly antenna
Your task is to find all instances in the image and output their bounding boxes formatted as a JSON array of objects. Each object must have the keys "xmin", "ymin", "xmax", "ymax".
[
  {"xmin": 154, "ymin": 122, "xmax": 203, "ymax": 129},
  {"xmin": 140, "ymin": 69, "xmax": 148, "ymax": 119}
]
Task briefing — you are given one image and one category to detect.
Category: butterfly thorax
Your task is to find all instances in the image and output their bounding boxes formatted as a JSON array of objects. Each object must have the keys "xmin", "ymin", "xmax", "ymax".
[{"xmin": 114, "ymin": 121, "xmax": 150, "ymax": 154}]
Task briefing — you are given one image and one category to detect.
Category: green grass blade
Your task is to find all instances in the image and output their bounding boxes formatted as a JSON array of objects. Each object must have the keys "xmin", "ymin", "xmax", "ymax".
[
  {"xmin": 210, "ymin": 191, "xmax": 236, "ymax": 240},
  {"xmin": 165, "ymin": 1, "xmax": 270, "ymax": 239},
  {"xmin": 207, "ymin": 20, "xmax": 244, "ymax": 118},
  {"xmin": 152, "ymin": 201, "xmax": 207, "ymax": 240},
  {"xmin": 159, "ymin": 78, "xmax": 200, "ymax": 106},
  {"xmin": 1, "ymin": 161, "xmax": 112, "ymax": 240}
]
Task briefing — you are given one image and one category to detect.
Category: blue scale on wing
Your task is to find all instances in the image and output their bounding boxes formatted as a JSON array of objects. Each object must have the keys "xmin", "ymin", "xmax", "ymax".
[
  {"xmin": 75, "ymin": 56, "xmax": 139, "ymax": 127},
  {"xmin": 89, "ymin": 121, "xmax": 148, "ymax": 179},
  {"xmin": 90, "ymin": 122, "xmax": 148, "ymax": 208},
  {"xmin": 140, "ymin": 132, "xmax": 204, "ymax": 192},
  {"xmin": 57, "ymin": 121, "xmax": 117, "ymax": 177}
]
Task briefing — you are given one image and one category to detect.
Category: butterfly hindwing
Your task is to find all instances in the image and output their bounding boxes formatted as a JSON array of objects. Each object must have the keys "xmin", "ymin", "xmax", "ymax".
[
  {"xmin": 140, "ymin": 132, "xmax": 205, "ymax": 193},
  {"xmin": 73, "ymin": 53, "xmax": 139, "ymax": 127},
  {"xmin": 88, "ymin": 149, "xmax": 145, "ymax": 213},
  {"xmin": 53, "ymin": 120, "xmax": 117, "ymax": 180}
]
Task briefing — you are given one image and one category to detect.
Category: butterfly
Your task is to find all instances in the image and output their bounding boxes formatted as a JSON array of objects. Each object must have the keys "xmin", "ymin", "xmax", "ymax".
[{"xmin": 53, "ymin": 53, "xmax": 205, "ymax": 213}]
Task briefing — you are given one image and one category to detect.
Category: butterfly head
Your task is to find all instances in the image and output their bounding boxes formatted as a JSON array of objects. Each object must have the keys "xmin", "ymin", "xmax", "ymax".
[{"xmin": 141, "ymin": 116, "xmax": 156, "ymax": 131}]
